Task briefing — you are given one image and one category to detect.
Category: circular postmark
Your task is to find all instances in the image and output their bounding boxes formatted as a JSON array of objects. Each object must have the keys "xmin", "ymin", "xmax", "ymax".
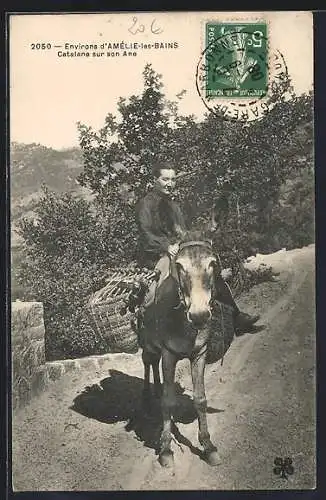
[{"xmin": 196, "ymin": 29, "xmax": 289, "ymax": 122}]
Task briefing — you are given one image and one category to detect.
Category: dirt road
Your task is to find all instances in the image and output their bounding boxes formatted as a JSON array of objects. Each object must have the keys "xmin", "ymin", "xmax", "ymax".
[{"xmin": 12, "ymin": 245, "xmax": 316, "ymax": 491}]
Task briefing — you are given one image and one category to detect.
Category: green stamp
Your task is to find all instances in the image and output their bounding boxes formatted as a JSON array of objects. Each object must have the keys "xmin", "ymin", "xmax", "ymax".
[{"xmin": 205, "ymin": 22, "xmax": 268, "ymax": 98}]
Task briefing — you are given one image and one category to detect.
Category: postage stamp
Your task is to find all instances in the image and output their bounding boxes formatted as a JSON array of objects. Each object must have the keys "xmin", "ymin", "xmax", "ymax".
[
  {"xmin": 196, "ymin": 20, "xmax": 289, "ymax": 122},
  {"xmin": 204, "ymin": 22, "xmax": 268, "ymax": 99}
]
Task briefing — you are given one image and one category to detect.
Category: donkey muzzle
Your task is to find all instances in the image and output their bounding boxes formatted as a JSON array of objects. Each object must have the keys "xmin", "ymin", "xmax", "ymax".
[{"xmin": 187, "ymin": 309, "xmax": 212, "ymax": 329}]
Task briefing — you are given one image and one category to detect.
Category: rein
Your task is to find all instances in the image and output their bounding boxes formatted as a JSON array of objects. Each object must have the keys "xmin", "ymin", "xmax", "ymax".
[{"xmin": 173, "ymin": 268, "xmax": 187, "ymax": 311}]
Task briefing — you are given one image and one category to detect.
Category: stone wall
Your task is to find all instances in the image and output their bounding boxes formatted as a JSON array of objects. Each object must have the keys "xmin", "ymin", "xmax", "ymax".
[
  {"xmin": 11, "ymin": 300, "xmax": 141, "ymax": 410},
  {"xmin": 12, "ymin": 301, "xmax": 46, "ymax": 409}
]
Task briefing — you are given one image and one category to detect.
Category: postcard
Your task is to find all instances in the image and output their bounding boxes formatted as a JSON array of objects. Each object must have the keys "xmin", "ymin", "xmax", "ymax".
[{"xmin": 9, "ymin": 11, "xmax": 315, "ymax": 491}]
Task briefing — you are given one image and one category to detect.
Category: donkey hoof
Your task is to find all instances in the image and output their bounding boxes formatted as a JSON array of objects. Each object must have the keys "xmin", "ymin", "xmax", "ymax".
[
  {"xmin": 159, "ymin": 450, "xmax": 174, "ymax": 468},
  {"xmin": 203, "ymin": 450, "xmax": 222, "ymax": 466}
]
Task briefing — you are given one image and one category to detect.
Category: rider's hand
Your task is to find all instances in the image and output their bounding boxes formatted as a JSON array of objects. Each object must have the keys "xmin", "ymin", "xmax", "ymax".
[{"xmin": 168, "ymin": 243, "xmax": 179, "ymax": 257}]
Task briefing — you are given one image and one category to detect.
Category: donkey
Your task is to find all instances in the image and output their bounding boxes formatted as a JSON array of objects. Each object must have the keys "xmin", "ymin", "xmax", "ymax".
[{"xmin": 138, "ymin": 231, "xmax": 234, "ymax": 468}]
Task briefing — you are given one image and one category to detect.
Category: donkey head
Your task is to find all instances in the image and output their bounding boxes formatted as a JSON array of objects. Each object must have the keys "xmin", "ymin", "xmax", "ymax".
[{"xmin": 175, "ymin": 232, "xmax": 220, "ymax": 329}]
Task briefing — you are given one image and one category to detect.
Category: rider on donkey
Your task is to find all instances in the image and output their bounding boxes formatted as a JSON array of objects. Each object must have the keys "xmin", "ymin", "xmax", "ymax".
[{"xmin": 134, "ymin": 161, "xmax": 260, "ymax": 335}]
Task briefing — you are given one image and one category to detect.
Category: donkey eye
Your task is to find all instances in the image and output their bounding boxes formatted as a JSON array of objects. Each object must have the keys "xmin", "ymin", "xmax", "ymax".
[
  {"xmin": 207, "ymin": 262, "xmax": 215, "ymax": 274},
  {"xmin": 208, "ymin": 259, "xmax": 219, "ymax": 274},
  {"xmin": 203, "ymin": 270, "xmax": 213, "ymax": 286},
  {"xmin": 176, "ymin": 262, "xmax": 184, "ymax": 275}
]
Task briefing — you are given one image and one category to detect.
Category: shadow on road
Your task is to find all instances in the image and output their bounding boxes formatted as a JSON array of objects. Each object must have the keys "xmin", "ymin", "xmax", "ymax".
[{"xmin": 71, "ymin": 369, "xmax": 223, "ymax": 456}]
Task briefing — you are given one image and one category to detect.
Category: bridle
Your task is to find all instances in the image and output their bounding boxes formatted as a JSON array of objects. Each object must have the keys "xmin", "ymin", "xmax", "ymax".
[
  {"xmin": 172, "ymin": 239, "xmax": 227, "ymax": 364},
  {"xmin": 178, "ymin": 239, "xmax": 213, "ymax": 252}
]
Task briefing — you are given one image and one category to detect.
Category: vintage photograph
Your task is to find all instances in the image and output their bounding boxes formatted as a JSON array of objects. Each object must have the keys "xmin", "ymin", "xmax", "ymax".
[{"xmin": 10, "ymin": 11, "xmax": 315, "ymax": 491}]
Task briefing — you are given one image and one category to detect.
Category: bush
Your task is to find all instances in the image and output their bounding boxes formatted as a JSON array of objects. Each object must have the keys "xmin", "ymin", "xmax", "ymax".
[
  {"xmin": 16, "ymin": 188, "xmax": 126, "ymax": 360},
  {"xmin": 270, "ymin": 168, "xmax": 314, "ymax": 250}
]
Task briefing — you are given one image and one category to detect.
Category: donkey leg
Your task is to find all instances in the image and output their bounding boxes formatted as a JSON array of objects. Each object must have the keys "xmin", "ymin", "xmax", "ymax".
[
  {"xmin": 142, "ymin": 350, "xmax": 152, "ymax": 411},
  {"xmin": 152, "ymin": 357, "xmax": 162, "ymax": 398},
  {"xmin": 159, "ymin": 348, "xmax": 177, "ymax": 468},
  {"xmin": 191, "ymin": 346, "xmax": 221, "ymax": 466}
]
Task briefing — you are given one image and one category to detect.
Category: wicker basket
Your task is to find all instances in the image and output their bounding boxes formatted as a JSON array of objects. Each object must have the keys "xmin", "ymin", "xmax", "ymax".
[
  {"xmin": 88, "ymin": 296, "xmax": 138, "ymax": 353},
  {"xmin": 87, "ymin": 267, "xmax": 154, "ymax": 354}
]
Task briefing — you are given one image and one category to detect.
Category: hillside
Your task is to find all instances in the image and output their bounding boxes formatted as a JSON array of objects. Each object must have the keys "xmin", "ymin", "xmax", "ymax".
[
  {"xmin": 11, "ymin": 142, "xmax": 83, "ymax": 197},
  {"xmin": 10, "ymin": 143, "xmax": 89, "ymax": 246}
]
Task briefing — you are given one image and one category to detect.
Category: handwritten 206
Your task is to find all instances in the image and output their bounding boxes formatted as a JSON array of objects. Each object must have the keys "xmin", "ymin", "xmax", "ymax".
[{"xmin": 128, "ymin": 17, "xmax": 163, "ymax": 35}]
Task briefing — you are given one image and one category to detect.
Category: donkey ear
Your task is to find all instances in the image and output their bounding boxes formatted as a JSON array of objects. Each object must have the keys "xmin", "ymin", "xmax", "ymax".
[{"xmin": 203, "ymin": 207, "xmax": 218, "ymax": 237}]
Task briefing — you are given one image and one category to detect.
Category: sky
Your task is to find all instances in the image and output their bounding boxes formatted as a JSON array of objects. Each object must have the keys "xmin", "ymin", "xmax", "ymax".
[{"xmin": 10, "ymin": 11, "xmax": 313, "ymax": 149}]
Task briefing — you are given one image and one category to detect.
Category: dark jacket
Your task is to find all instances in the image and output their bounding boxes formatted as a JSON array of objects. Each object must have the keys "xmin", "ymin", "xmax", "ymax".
[{"xmin": 136, "ymin": 187, "xmax": 187, "ymax": 268}]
